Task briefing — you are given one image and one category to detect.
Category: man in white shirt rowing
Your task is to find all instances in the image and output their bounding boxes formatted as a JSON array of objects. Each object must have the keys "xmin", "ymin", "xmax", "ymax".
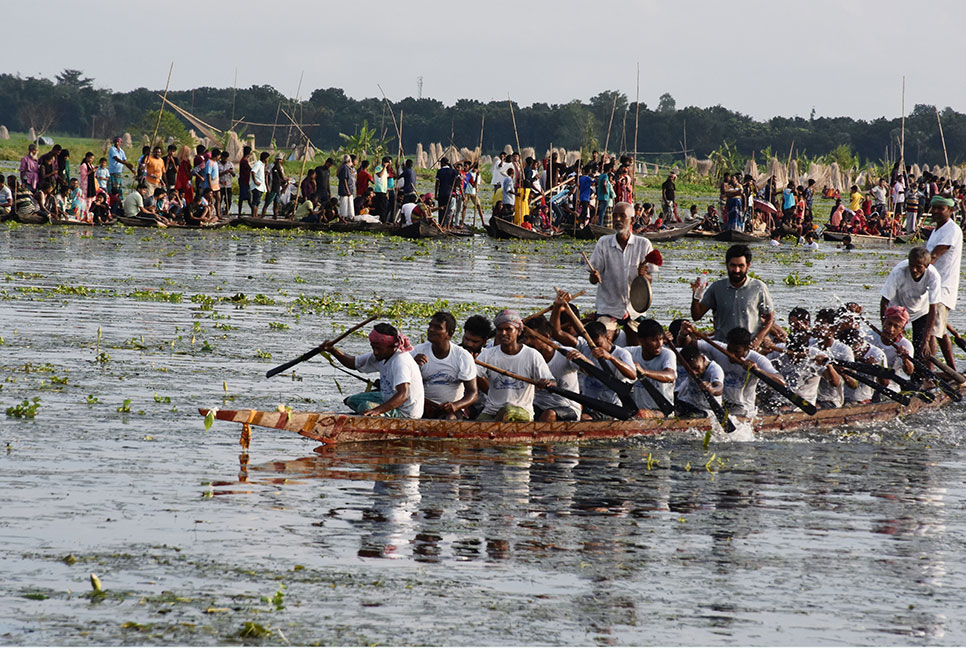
[{"xmin": 411, "ymin": 311, "xmax": 478, "ymax": 420}]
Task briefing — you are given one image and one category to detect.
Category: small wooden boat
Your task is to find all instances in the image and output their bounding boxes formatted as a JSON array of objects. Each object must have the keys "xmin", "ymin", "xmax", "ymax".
[
  {"xmin": 644, "ymin": 220, "xmax": 703, "ymax": 242},
  {"xmin": 713, "ymin": 229, "xmax": 768, "ymax": 243},
  {"xmin": 49, "ymin": 218, "xmax": 96, "ymax": 227},
  {"xmin": 395, "ymin": 219, "xmax": 448, "ymax": 239},
  {"xmin": 9, "ymin": 211, "xmax": 48, "ymax": 225},
  {"xmin": 200, "ymin": 383, "xmax": 964, "ymax": 447},
  {"xmin": 117, "ymin": 215, "xmax": 166, "ymax": 228},
  {"xmin": 167, "ymin": 217, "xmax": 233, "ymax": 230},
  {"xmin": 234, "ymin": 216, "xmax": 303, "ymax": 230},
  {"xmin": 486, "ymin": 217, "xmax": 559, "ymax": 240},
  {"xmin": 822, "ymin": 231, "xmax": 908, "ymax": 247}
]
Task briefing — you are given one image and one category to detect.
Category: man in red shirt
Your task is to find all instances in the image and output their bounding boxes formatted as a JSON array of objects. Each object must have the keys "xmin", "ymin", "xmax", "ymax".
[{"xmin": 356, "ymin": 160, "xmax": 373, "ymax": 196}]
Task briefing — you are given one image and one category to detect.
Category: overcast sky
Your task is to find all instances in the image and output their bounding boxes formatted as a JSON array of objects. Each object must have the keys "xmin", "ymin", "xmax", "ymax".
[{"xmin": 10, "ymin": 0, "xmax": 966, "ymax": 121}]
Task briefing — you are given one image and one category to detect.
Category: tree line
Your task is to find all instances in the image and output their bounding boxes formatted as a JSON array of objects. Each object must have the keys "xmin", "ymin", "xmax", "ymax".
[{"xmin": 2, "ymin": 70, "xmax": 963, "ymax": 168}]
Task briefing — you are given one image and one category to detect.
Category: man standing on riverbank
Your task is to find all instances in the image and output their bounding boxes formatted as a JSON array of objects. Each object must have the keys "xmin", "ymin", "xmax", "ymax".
[
  {"xmin": 108, "ymin": 137, "xmax": 134, "ymax": 198},
  {"xmin": 661, "ymin": 171, "xmax": 678, "ymax": 223},
  {"xmin": 691, "ymin": 244, "xmax": 775, "ymax": 348},
  {"xmin": 19, "ymin": 144, "xmax": 39, "ymax": 191},
  {"xmin": 588, "ymin": 201, "xmax": 656, "ymax": 326},
  {"xmin": 925, "ymin": 195, "xmax": 962, "ymax": 370},
  {"xmin": 337, "ymin": 154, "xmax": 355, "ymax": 219}
]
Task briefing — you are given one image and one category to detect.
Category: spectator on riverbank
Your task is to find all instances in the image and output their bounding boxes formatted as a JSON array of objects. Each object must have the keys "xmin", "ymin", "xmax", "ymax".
[
  {"xmin": 108, "ymin": 137, "xmax": 134, "ymax": 197},
  {"xmin": 19, "ymin": 144, "xmax": 40, "ymax": 191}
]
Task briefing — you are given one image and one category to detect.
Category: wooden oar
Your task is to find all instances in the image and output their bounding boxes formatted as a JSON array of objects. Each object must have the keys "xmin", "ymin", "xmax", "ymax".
[
  {"xmin": 693, "ymin": 330, "xmax": 817, "ymax": 415},
  {"xmin": 666, "ymin": 342, "xmax": 736, "ymax": 432},
  {"xmin": 863, "ymin": 320, "xmax": 962, "ymax": 401},
  {"xmin": 265, "ymin": 314, "xmax": 378, "ymax": 378},
  {"xmin": 580, "ymin": 251, "xmax": 596, "ymax": 274},
  {"xmin": 522, "ymin": 289, "xmax": 586, "ymax": 322},
  {"xmin": 927, "ymin": 354, "xmax": 966, "ymax": 384},
  {"xmin": 947, "ymin": 323, "xmax": 966, "ymax": 353},
  {"xmin": 475, "ymin": 359, "xmax": 633, "ymax": 420},
  {"xmin": 522, "ymin": 325, "xmax": 637, "ymax": 411},
  {"xmin": 835, "ymin": 359, "xmax": 934, "ymax": 403},
  {"xmin": 834, "ymin": 365, "xmax": 911, "ymax": 406},
  {"xmin": 555, "ymin": 289, "xmax": 674, "ymax": 416}
]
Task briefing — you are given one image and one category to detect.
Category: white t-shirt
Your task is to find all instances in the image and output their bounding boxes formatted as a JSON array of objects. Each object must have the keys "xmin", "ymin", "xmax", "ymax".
[
  {"xmin": 401, "ymin": 203, "xmax": 417, "ymax": 225},
  {"xmin": 532, "ymin": 350, "xmax": 581, "ymax": 418},
  {"xmin": 814, "ymin": 339, "xmax": 854, "ymax": 407},
  {"xmin": 0, "ymin": 186, "xmax": 12, "ymax": 207},
  {"xmin": 771, "ymin": 347, "xmax": 825, "ymax": 405},
  {"xmin": 251, "ymin": 160, "xmax": 267, "ymax": 192},
  {"xmin": 845, "ymin": 344, "xmax": 887, "ymax": 403},
  {"xmin": 627, "ymin": 346, "xmax": 676, "ymax": 411},
  {"xmin": 675, "ymin": 358, "xmax": 724, "ymax": 414},
  {"xmin": 576, "ymin": 341, "xmax": 635, "ymax": 405},
  {"xmin": 881, "ymin": 260, "xmax": 942, "ymax": 322},
  {"xmin": 926, "ymin": 219, "xmax": 963, "ymax": 309},
  {"xmin": 698, "ymin": 340, "xmax": 776, "ymax": 417},
  {"xmin": 868, "ymin": 331, "xmax": 914, "ymax": 377},
  {"xmin": 491, "ymin": 160, "xmax": 509, "ymax": 186},
  {"xmin": 410, "ymin": 341, "xmax": 476, "ymax": 405},
  {"xmin": 477, "ymin": 345, "xmax": 554, "ymax": 417},
  {"xmin": 355, "ymin": 350, "xmax": 425, "ymax": 418}
]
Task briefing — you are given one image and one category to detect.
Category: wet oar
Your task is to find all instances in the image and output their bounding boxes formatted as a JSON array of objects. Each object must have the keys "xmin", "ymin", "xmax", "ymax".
[
  {"xmin": 666, "ymin": 342, "xmax": 736, "ymax": 433},
  {"xmin": 947, "ymin": 323, "xmax": 966, "ymax": 353},
  {"xmin": 834, "ymin": 365, "xmax": 911, "ymax": 406},
  {"xmin": 523, "ymin": 289, "xmax": 586, "ymax": 322},
  {"xmin": 475, "ymin": 359, "xmax": 633, "ymax": 420},
  {"xmin": 863, "ymin": 320, "xmax": 962, "ymax": 401},
  {"xmin": 694, "ymin": 330, "xmax": 817, "ymax": 415},
  {"xmin": 836, "ymin": 359, "xmax": 934, "ymax": 403},
  {"xmin": 265, "ymin": 314, "xmax": 378, "ymax": 378},
  {"xmin": 555, "ymin": 291, "xmax": 674, "ymax": 416},
  {"xmin": 522, "ymin": 325, "xmax": 637, "ymax": 411}
]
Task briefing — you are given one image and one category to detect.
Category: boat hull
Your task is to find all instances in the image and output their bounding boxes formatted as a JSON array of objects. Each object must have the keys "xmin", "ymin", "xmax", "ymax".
[{"xmin": 200, "ymin": 386, "xmax": 960, "ymax": 447}]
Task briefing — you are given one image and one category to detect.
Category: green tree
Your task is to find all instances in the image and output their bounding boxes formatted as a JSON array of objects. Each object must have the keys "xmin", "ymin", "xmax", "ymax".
[
  {"xmin": 657, "ymin": 93, "xmax": 677, "ymax": 113},
  {"xmin": 135, "ymin": 110, "xmax": 191, "ymax": 146}
]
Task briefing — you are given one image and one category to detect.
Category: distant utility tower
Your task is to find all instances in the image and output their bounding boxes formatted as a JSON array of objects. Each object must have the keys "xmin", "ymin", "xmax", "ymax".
[{"xmin": 417, "ymin": 76, "xmax": 423, "ymax": 99}]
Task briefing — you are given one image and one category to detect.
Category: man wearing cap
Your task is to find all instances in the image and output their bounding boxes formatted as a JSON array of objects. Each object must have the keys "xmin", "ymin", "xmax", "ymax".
[
  {"xmin": 322, "ymin": 322, "xmax": 424, "ymax": 418},
  {"xmin": 925, "ymin": 195, "xmax": 962, "ymax": 370},
  {"xmin": 587, "ymin": 201, "xmax": 660, "ymax": 335},
  {"xmin": 108, "ymin": 137, "xmax": 134, "ymax": 198},
  {"xmin": 870, "ymin": 306, "xmax": 916, "ymax": 377},
  {"xmin": 880, "ymin": 246, "xmax": 941, "ymax": 360},
  {"xmin": 476, "ymin": 309, "xmax": 555, "ymax": 422},
  {"xmin": 691, "ymin": 244, "xmax": 774, "ymax": 348}
]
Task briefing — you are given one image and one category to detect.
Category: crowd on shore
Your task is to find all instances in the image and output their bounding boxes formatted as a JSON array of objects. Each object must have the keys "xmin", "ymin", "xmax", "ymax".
[{"xmin": 319, "ymin": 200, "xmax": 962, "ymax": 422}]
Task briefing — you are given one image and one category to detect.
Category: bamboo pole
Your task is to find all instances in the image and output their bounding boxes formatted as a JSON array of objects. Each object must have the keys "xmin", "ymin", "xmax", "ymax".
[
  {"xmin": 477, "ymin": 112, "xmax": 485, "ymax": 163},
  {"xmin": 633, "ymin": 62, "xmax": 640, "ymax": 183},
  {"xmin": 151, "ymin": 62, "xmax": 174, "ymax": 146},
  {"xmin": 899, "ymin": 76, "xmax": 905, "ymax": 180},
  {"xmin": 230, "ymin": 67, "xmax": 237, "ymax": 128},
  {"xmin": 508, "ymin": 94, "xmax": 521, "ymax": 154},
  {"xmin": 936, "ymin": 106, "xmax": 950, "ymax": 179},
  {"xmin": 269, "ymin": 101, "xmax": 282, "ymax": 148},
  {"xmin": 285, "ymin": 71, "xmax": 304, "ymax": 148},
  {"xmin": 603, "ymin": 93, "xmax": 618, "ymax": 161}
]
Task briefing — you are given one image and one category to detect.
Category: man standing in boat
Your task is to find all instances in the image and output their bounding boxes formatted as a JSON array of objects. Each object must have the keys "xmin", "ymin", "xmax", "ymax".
[
  {"xmin": 587, "ymin": 201, "xmax": 659, "ymax": 338},
  {"xmin": 881, "ymin": 246, "xmax": 941, "ymax": 362},
  {"xmin": 690, "ymin": 244, "xmax": 775, "ymax": 349},
  {"xmin": 925, "ymin": 196, "xmax": 962, "ymax": 370},
  {"xmin": 322, "ymin": 323, "xmax": 425, "ymax": 418}
]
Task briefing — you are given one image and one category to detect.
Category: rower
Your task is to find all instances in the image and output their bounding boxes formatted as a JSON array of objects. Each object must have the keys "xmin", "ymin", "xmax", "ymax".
[
  {"xmin": 410, "ymin": 311, "xmax": 478, "ymax": 420},
  {"xmin": 684, "ymin": 323, "xmax": 784, "ymax": 418},
  {"xmin": 880, "ymin": 246, "xmax": 941, "ymax": 364},
  {"xmin": 870, "ymin": 306, "xmax": 916, "ymax": 377},
  {"xmin": 837, "ymin": 326, "xmax": 888, "ymax": 404},
  {"xmin": 586, "ymin": 200, "xmax": 660, "ymax": 345},
  {"xmin": 763, "ymin": 336, "xmax": 830, "ymax": 412},
  {"xmin": 321, "ymin": 323, "xmax": 424, "ymax": 418},
  {"xmin": 475, "ymin": 309, "xmax": 555, "ymax": 422},
  {"xmin": 690, "ymin": 244, "xmax": 775, "ymax": 349},
  {"xmin": 524, "ymin": 316, "xmax": 582, "ymax": 422},
  {"xmin": 674, "ymin": 343, "xmax": 724, "ymax": 419},
  {"xmin": 924, "ymin": 195, "xmax": 962, "ymax": 371},
  {"xmin": 626, "ymin": 318, "xmax": 677, "ymax": 414},
  {"xmin": 550, "ymin": 299, "xmax": 636, "ymax": 418},
  {"xmin": 459, "ymin": 314, "xmax": 495, "ymax": 419},
  {"xmin": 812, "ymin": 308, "xmax": 855, "ymax": 409}
]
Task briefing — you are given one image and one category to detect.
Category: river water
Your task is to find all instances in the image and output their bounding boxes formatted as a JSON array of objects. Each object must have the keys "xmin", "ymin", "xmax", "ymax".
[{"xmin": 1, "ymin": 222, "xmax": 964, "ymax": 645}]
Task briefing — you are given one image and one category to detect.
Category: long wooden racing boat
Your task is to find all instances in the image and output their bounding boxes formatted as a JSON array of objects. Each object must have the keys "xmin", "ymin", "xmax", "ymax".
[{"xmin": 199, "ymin": 384, "xmax": 963, "ymax": 447}]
